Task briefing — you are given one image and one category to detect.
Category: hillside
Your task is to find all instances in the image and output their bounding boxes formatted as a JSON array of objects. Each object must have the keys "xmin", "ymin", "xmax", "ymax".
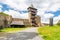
[{"xmin": 0, "ymin": 12, "xmax": 9, "ymax": 16}]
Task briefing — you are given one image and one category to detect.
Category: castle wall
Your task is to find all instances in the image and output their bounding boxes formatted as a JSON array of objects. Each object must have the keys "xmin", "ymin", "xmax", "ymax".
[
  {"xmin": 0, "ymin": 14, "xmax": 6, "ymax": 28},
  {"xmin": 35, "ymin": 16, "xmax": 41, "ymax": 27},
  {"xmin": 0, "ymin": 14, "xmax": 12, "ymax": 28},
  {"xmin": 0, "ymin": 14, "xmax": 41, "ymax": 28},
  {"xmin": 6, "ymin": 15, "xmax": 12, "ymax": 27},
  {"xmin": 12, "ymin": 18, "xmax": 32, "ymax": 27}
]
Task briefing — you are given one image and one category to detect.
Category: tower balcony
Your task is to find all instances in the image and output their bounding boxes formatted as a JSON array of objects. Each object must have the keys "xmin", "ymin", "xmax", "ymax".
[
  {"xmin": 31, "ymin": 16, "xmax": 35, "ymax": 18},
  {"xmin": 30, "ymin": 16, "xmax": 36, "ymax": 19},
  {"xmin": 29, "ymin": 19, "xmax": 35, "ymax": 23},
  {"xmin": 28, "ymin": 8, "xmax": 37, "ymax": 12},
  {"xmin": 32, "ymin": 23, "xmax": 38, "ymax": 27},
  {"xmin": 31, "ymin": 18, "xmax": 35, "ymax": 20},
  {"xmin": 31, "ymin": 14, "xmax": 36, "ymax": 16},
  {"xmin": 28, "ymin": 10, "xmax": 37, "ymax": 13},
  {"xmin": 32, "ymin": 23, "xmax": 36, "ymax": 25},
  {"xmin": 30, "ymin": 19, "xmax": 36, "ymax": 22}
]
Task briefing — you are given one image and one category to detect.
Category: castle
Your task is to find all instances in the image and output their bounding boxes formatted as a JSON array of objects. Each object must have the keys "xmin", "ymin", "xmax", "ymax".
[{"xmin": 0, "ymin": 5, "xmax": 41, "ymax": 28}]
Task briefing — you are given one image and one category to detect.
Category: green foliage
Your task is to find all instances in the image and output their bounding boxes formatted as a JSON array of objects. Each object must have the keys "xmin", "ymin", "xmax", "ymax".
[
  {"xmin": 38, "ymin": 25, "xmax": 60, "ymax": 40},
  {"xmin": 0, "ymin": 12, "xmax": 9, "ymax": 16},
  {"xmin": 57, "ymin": 22, "xmax": 60, "ymax": 26},
  {"xmin": 1, "ymin": 28, "xmax": 25, "ymax": 33}
]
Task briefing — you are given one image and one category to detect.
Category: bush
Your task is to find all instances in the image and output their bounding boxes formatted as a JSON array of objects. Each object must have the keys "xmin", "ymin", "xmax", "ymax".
[
  {"xmin": 57, "ymin": 22, "xmax": 60, "ymax": 26},
  {"xmin": 0, "ymin": 12, "xmax": 9, "ymax": 16}
]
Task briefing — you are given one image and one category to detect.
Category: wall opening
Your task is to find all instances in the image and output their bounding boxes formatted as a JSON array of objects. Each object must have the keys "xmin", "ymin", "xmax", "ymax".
[{"xmin": 10, "ymin": 25, "xmax": 25, "ymax": 28}]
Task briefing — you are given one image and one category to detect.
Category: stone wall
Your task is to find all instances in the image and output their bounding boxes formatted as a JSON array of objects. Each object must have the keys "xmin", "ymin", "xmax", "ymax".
[
  {"xmin": 6, "ymin": 15, "xmax": 12, "ymax": 27},
  {"xmin": 0, "ymin": 13, "xmax": 12, "ymax": 28},
  {"xmin": 0, "ymin": 13, "xmax": 41, "ymax": 28},
  {"xmin": 0, "ymin": 14, "xmax": 5, "ymax": 28},
  {"xmin": 36, "ymin": 16, "xmax": 41, "ymax": 27},
  {"xmin": 23, "ymin": 19, "xmax": 32, "ymax": 27},
  {"xmin": 12, "ymin": 18, "xmax": 32, "ymax": 27}
]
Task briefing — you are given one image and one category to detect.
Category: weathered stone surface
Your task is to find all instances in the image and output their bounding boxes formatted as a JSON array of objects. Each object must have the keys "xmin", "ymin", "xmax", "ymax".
[
  {"xmin": 49, "ymin": 17, "xmax": 53, "ymax": 26},
  {"xmin": 28, "ymin": 5, "xmax": 41, "ymax": 27},
  {"xmin": 12, "ymin": 18, "xmax": 32, "ymax": 27},
  {"xmin": 0, "ymin": 13, "xmax": 12, "ymax": 28}
]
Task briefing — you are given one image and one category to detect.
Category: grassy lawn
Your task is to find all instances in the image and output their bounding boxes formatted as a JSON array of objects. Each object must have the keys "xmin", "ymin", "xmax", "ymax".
[
  {"xmin": 1, "ymin": 28, "xmax": 25, "ymax": 33},
  {"xmin": 38, "ymin": 25, "xmax": 60, "ymax": 40}
]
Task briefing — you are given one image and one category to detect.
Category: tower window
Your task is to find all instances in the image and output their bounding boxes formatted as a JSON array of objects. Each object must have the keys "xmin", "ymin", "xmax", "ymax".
[
  {"xmin": 31, "ymin": 17, "xmax": 35, "ymax": 20},
  {"xmin": 31, "ymin": 14, "xmax": 36, "ymax": 16}
]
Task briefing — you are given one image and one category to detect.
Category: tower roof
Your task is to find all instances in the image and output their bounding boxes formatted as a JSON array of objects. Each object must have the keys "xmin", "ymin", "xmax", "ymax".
[
  {"xmin": 27, "ymin": 4, "xmax": 37, "ymax": 10},
  {"xmin": 30, "ymin": 4, "xmax": 34, "ymax": 8}
]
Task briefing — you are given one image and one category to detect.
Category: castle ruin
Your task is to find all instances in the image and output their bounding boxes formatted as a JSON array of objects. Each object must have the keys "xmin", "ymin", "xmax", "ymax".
[{"xmin": 0, "ymin": 5, "xmax": 41, "ymax": 28}]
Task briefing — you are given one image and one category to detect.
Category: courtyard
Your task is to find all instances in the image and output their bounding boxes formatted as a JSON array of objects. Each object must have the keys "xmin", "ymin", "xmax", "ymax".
[{"xmin": 0, "ymin": 27, "xmax": 43, "ymax": 40}]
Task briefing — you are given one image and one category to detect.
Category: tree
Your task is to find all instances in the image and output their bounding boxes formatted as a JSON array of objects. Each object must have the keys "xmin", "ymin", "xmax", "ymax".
[{"xmin": 57, "ymin": 21, "xmax": 60, "ymax": 26}]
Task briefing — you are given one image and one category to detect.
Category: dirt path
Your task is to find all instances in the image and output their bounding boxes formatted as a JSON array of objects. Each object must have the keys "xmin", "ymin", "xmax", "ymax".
[{"xmin": 0, "ymin": 27, "xmax": 43, "ymax": 40}]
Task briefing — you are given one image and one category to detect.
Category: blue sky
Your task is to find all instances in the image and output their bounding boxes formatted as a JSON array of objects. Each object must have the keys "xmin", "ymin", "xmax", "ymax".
[
  {"xmin": 1, "ymin": 3, "xmax": 60, "ymax": 17},
  {"xmin": 0, "ymin": 0, "xmax": 60, "ymax": 24},
  {"xmin": 0, "ymin": 3, "xmax": 28, "ymax": 13},
  {"xmin": 53, "ymin": 10, "xmax": 60, "ymax": 17},
  {"xmin": 45, "ymin": 10, "xmax": 60, "ymax": 17}
]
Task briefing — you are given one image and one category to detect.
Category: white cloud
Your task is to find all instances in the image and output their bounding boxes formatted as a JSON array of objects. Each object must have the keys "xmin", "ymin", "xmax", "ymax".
[
  {"xmin": 0, "ymin": 5, "xmax": 2, "ymax": 12},
  {"xmin": 37, "ymin": 10, "xmax": 45, "ymax": 17},
  {"xmin": 42, "ymin": 15, "xmax": 60, "ymax": 24},
  {"xmin": 41, "ymin": 18, "xmax": 49, "ymax": 24},
  {"xmin": 26, "ymin": 0, "xmax": 60, "ymax": 24},
  {"xmin": 4, "ymin": 10, "xmax": 28, "ymax": 19},
  {"xmin": 53, "ymin": 15, "xmax": 60, "ymax": 24},
  {"xmin": 41, "ymin": 13, "xmax": 54, "ymax": 24},
  {"xmin": 43, "ymin": 13, "xmax": 54, "ymax": 18},
  {"xmin": 0, "ymin": 5, "xmax": 2, "ymax": 8},
  {"xmin": 0, "ymin": 0, "xmax": 60, "ymax": 11},
  {"xmin": 0, "ymin": 0, "xmax": 60, "ymax": 24},
  {"xmin": 0, "ymin": 0, "xmax": 28, "ymax": 10},
  {"xmin": 47, "ymin": 3, "xmax": 60, "ymax": 12},
  {"xmin": 1, "ymin": 0, "xmax": 60, "ymax": 12},
  {"xmin": 0, "ymin": 8, "xmax": 1, "ymax": 12}
]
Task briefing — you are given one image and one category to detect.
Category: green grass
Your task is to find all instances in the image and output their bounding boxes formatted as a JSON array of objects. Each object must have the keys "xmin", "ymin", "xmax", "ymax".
[
  {"xmin": 1, "ymin": 28, "xmax": 25, "ymax": 33},
  {"xmin": 0, "ymin": 12, "xmax": 9, "ymax": 16},
  {"xmin": 38, "ymin": 25, "xmax": 60, "ymax": 40}
]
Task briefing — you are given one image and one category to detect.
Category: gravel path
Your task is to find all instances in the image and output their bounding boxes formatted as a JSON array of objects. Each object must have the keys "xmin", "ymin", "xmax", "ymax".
[{"xmin": 0, "ymin": 27, "xmax": 43, "ymax": 40}]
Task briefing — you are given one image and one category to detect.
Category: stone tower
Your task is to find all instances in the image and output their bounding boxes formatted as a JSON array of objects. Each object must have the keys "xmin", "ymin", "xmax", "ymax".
[
  {"xmin": 27, "ymin": 5, "xmax": 38, "ymax": 27},
  {"xmin": 50, "ymin": 17, "xmax": 53, "ymax": 26}
]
